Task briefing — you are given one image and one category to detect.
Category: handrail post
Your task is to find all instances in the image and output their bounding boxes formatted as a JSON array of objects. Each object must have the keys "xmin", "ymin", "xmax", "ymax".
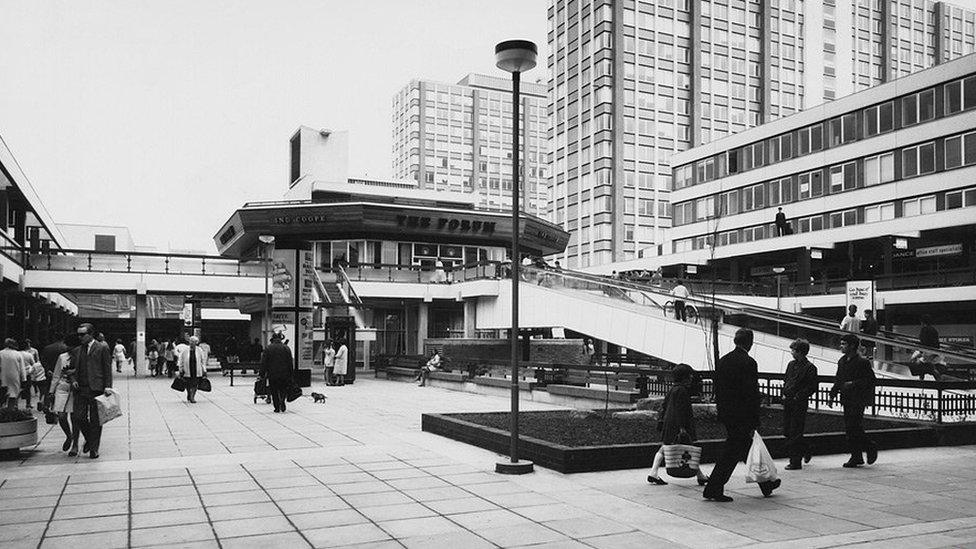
[
  {"xmin": 87, "ymin": 252, "xmax": 92, "ymax": 271},
  {"xmin": 126, "ymin": 254, "xmax": 131, "ymax": 272},
  {"xmin": 937, "ymin": 386, "xmax": 943, "ymax": 423},
  {"xmin": 202, "ymin": 257, "xmax": 207, "ymax": 275}
]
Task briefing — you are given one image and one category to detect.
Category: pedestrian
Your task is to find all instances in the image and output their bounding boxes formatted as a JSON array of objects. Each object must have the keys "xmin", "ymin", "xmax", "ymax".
[
  {"xmin": 28, "ymin": 355, "xmax": 46, "ymax": 410},
  {"xmin": 250, "ymin": 337, "xmax": 263, "ymax": 363},
  {"xmin": 72, "ymin": 323, "xmax": 113, "ymax": 459},
  {"xmin": 433, "ymin": 258, "xmax": 447, "ymax": 283},
  {"xmin": 553, "ymin": 260, "xmax": 562, "ymax": 271},
  {"xmin": 703, "ymin": 328, "xmax": 781, "ymax": 502},
  {"xmin": 782, "ymin": 339, "xmax": 818, "ymax": 470},
  {"xmin": 260, "ymin": 333, "xmax": 293, "ymax": 413},
  {"xmin": 860, "ymin": 310, "xmax": 879, "ymax": 358},
  {"xmin": 177, "ymin": 336, "xmax": 208, "ymax": 404},
  {"xmin": 113, "ymin": 338, "xmax": 127, "ymax": 373},
  {"xmin": 671, "ymin": 280, "xmax": 690, "ymax": 322},
  {"xmin": 164, "ymin": 341, "xmax": 177, "ymax": 377},
  {"xmin": 918, "ymin": 314, "xmax": 939, "ymax": 349},
  {"xmin": 650, "ymin": 268, "xmax": 663, "ymax": 287},
  {"xmin": 147, "ymin": 339, "xmax": 159, "ymax": 376},
  {"xmin": 48, "ymin": 334, "xmax": 83, "ymax": 455},
  {"xmin": 0, "ymin": 339, "xmax": 25, "ymax": 409},
  {"xmin": 829, "ymin": 334, "xmax": 878, "ymax": 468},
  {"xmin": 333, "ymin": 338, "xmax": 349, "ymax": 386},
  {"xmin": 775, "ymin": 207, "xmax": 788, "ymax": 236},
  {"xmin": 646, "ymin": 364, "xmax": 709, "ymax": 486},
  {"xmin": 322, "ymin": 339, "xmax": 336, "ymax": 385},
  {"xmin": 416, "ymin": 348, "xmax": 441, "ymax": 387},
  {"xmin": 39, "ymin": 335, "xmax": 68, "ymax": 401},
  {"xmin": 583, "ymin": 338, "xmax": 596, "ymax": 365},
  {"xmin": 19, "ymin": 341, "xmax": 36, "ymax": 409},
  {"xmin": 911, "ymin": 316, "xmax": 944, "ymax": 381},
  {"xmin": 839, "ymin": 304, "xmax": 860, "ymax": 332},
  {"xmin": 24, "ymin": 339, "xmax": 39, "ymax": 365}
]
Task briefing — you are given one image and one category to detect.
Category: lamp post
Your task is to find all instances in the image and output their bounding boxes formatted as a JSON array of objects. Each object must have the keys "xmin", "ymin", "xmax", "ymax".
[
  {"xmin": 259, "ymin": 235, "xmax": 276, "ymax": 342},
  {"xmin": 772, "ymin": 266, "xmax": 785, "ymax": 337},
  {"xmin": 495, "ymin": 39, "xmax": 536, "ymax": 475}
]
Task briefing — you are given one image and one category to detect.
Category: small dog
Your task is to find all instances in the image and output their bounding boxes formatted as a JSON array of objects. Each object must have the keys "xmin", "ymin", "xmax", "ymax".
[{"xmin": 310, "ymin": 392, "xmax": 327, "ymax": 403}]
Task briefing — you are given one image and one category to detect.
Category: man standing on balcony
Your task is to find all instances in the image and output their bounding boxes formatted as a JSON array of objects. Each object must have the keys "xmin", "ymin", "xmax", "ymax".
[
  {"xmin": 775, "ymin": 207, "xmax": 788, "ymax": 236},
  {"xmin": 830, "ymin": 334, "xmax": 878, "ymax": 468},
  {"xmin": 703, "ymin": 328, "xmax": 781, "ymax": 502}
]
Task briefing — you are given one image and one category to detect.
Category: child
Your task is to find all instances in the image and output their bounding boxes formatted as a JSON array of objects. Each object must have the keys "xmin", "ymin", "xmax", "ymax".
[{"xmin": 647, "ymin": 363, "xmax": 709, "ymax": 486}]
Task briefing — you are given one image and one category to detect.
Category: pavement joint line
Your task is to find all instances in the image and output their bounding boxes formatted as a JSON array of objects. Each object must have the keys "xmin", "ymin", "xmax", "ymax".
[
  {"xmin": 187, "ymin": 466, "xmax": 225, "ymax": 549},
  {"xmin": 35, "ymin": 473, "xmax": 69, "ymax": 549},
  {"xmin": 745, "ymin": 515, "xmax": 976, "ymax": 548},
  {"xmin": 127, "ymin": 470, "xmax": 133, "ymax": 548},
  {"xmin": 239, "ymin": 462, "xmax": 314, "ymax": 548},
  {"xmin": 289, "ymin": 458, "xmax": 409, "ymax": 549}
]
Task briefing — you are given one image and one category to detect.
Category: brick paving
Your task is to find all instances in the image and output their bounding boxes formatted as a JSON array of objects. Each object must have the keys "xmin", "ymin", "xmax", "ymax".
[{"xmin": 1, "ymin": 373, "xmax": 976, "ymax": 548}]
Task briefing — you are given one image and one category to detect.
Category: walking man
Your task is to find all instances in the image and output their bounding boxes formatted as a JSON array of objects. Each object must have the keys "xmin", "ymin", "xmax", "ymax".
[
  {"xmin": 782, "ymin": 339, "xmax": 818, "ymax": 470},
  {"xmin": 830, "ymin": 334, "xmax": 878, "ymax": 468},
  {"xmin": 73, "ymin": 323, "xmax": 113, "ymax": 459},
  {"xmin": 260, "ymin": 333, "xmax": 293, "ymax": 413},
  {"xmin": 860, "ymin": 309, "xmax": 879, "ymax": 359},
  {"xmin": 703, "ymin": 328, "xmax": 781, "ymax": 502},
  {"xmin": 839, "ymin": 304, "xmax": 860, "ymax": 333},
  {"xmin": 177, "ymin": 336, "xmax": 208, "ymax": 404},
  {"xmin": 671, "ymin": 280, "xmax": 690, "ymax": 322}
]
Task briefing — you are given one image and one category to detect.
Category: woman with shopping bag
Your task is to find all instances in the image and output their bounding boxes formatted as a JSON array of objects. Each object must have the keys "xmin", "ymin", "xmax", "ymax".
[{"xmin": 646, "ymin": 364, "xmax": 708, "ymax": 486}]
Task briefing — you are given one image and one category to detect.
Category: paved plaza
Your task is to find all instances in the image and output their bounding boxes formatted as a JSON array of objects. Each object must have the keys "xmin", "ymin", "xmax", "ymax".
[{"xmin": 2, "ymin": 374, "xmax": 976, "ymax": 548}]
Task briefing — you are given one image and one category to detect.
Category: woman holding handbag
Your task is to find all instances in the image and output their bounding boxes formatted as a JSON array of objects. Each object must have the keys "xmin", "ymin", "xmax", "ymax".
[
  {"xmin": 646, "ymin": 363, "xmax": 709, "ymax": 486},
  {"xmin": 177, "ymin": 336, "xmax": 208, "ymax": 404}
]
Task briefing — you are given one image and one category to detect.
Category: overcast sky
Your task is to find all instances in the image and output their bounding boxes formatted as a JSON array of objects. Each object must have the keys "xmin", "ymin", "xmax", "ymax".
[
  {"xmin": 4, "ymin": 1, "xmax": 976, "ymax": 253},
  {"xmin": 0, "ymin": 1, "xmax": 548, "ymax": 252}
]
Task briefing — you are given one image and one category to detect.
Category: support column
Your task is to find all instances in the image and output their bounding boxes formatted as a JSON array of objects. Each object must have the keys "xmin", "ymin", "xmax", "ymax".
[
  {"xmin": 270, "ymin": 242, "xmax": 315, "ymax": 387},
  {"xmin": 463, "ymin": 299, "xmax": 477, "ymax": 338},
  {"xmin": 135, "ymin": 291, "xmax": 147, "ymax": 376},
  {"xmin": 417, "ymin": 301, "xmax": 429, "ymax": 354},
  {"xmin": 797, "ymin": 248, "xmax": 811, "ymax": 287}
]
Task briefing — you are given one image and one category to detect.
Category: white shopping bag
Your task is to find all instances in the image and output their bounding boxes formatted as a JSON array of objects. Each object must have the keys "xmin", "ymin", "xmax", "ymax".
[
  {"xmin": 744, "ymin": 431, "xmax": 778, "ymax": 484},
  {"xmin": 94, "ymin": 390, "xmax": 123, "ymax": 426}
]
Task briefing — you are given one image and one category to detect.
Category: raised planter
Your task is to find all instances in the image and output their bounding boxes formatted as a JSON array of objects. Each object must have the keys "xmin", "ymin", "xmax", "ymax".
[
  {"xmin": 422, "ymin": 411, "xmax": 949, "ymax": 474},
  {"xmin": 0, "ymin": 418, "xmax": 38, "ymax": 451}
]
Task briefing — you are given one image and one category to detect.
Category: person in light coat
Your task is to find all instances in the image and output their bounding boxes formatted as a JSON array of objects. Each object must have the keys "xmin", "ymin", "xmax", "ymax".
[
  {"xmin": 322, "ymin": 339, "xmax": 336, "ymax": 385},
  {"xmin": 49, "ymin": 334, "xmax": 83, "ymax": 455},
  {"xmin": 0, "ymin": 339, "xmax": 25, "ymax": 409},
  {"xmin": 177, "ymin": 336, "xmax": 209, "ymax": 404},
  {"xmin": 333, "ymin": 339, "xmax": 348, "ymax": 386}
]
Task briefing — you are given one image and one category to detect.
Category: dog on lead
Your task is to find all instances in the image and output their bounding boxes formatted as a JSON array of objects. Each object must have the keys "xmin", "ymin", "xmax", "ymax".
[{"xmin": 310, "ymin": 392, "xmax": 327, "ymax": 403}]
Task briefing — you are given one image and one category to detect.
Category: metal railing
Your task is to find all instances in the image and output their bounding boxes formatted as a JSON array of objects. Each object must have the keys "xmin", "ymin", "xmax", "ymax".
[
  {"xmin": 339, "ymin": 261, "xmax": 506, "ymax": 284},
  {"xmin": 18, "ymin": 248, "xmax": 265, "ymax": 277}
]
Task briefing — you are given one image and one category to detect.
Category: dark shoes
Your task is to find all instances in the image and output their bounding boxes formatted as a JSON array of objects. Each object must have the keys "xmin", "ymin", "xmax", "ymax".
[
  {"xmin": 697, "ymin": 475, "xmax": 710, "ymax": 487},
  {"xmin": 866, "ymin": 447, "xmax": 878, "ymax": 465},
  {"xmin": 804, "ymin": 453, "xmax": 812, "ymax": 464},
  {"xmin": 842, "ymin": 459, "xmax": 864, "ymax": 468},
  {"xmin": 760, "ymin": 478, "xmax": 781, "ymax": 497},
  {"xmin": 646, "ymin": 475, "xmax": 667, "ymax": 485},
  {"xmin": 68, "ymin": 448, "xmax": 78, "ymax": 457},
  {"xmin": 89, "ymin": 449, "xmax": 99, "ymax": 459},
  {"xmin": 785, "ymin": 463, "xmax": 802, "ymax": 470},
  {"xmin": 703, "ymin": 492, "xmax": 734, "ymax": 502},
  {"xmin": 62, "ymin": 438, "xmax": 72, "ymax": 452}
]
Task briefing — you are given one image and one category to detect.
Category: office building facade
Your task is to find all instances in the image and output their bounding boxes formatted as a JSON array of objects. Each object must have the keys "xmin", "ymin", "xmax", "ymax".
[
  {"xmin": 392, "ymin": 74, "xmax": 550, "ymax": 216},
  {"xmin": 547, "ymin": 0, "xmax": 976, "ymax": 268}
]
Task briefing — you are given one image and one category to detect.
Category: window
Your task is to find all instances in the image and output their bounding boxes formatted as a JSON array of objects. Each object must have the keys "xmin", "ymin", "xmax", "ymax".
[
  {"xmin": 769, "ymin": 177, "xmax": 794, "ymax": 206},
  {"xmin": 946, "ymin": 135, "xmax": 963, "ymax": 169},
  {"xmin": 719, "ymin": 190, "xmax": 740, "ymax": 216},
  {"xmin": 697, "ymin": 158, "xmax": 716, "ymax": 183},
  {"xmin": 945, "ymin": 76, "xmax": 976, "ymax": 114},
  {"xmin": 902, "ymin": 142, "xmax": 936, "ymax": 178},
  {"xmin": 768, "ymin": 134, "xmax": 793, "ymax": 163},
  {"xmin": 946, "ymin": 190, "xmax": 963, "ymax": 210},
  {"xmin": 863, "ymin": 102, "xmax": 894, "ymax": 136},
  {"xmin": 829, "ymin": 162, "xmax": 856, "ymax": 192},
  {"xmin": 798, "ymin": 170, "xmax": 824, "ymax": 199},
  {"xmin": 695, "ymin": 197, "xmax": 715, "ymax": 221},
  {"xmin": 863, "ymin": 152, "xmax": 895, "ymax": 186},
  {"xmin": 94, "ymin": 234, "xmax": 116, "ymax": 252},
  {"xmin": 864, "ymin": 203, "xmax": 896, "ymax": 223},
  {"xmin": 797, "ymin": 124, "xmax": 823, "ymax": 155},
  {"xmin": 829, "ymin": 209, "xmax": 857, "ymax": 229},
  {"xmin": 903, "ymin": 196, "xmax": 937, "ymax": 216},
  {"xmin": 828, "ymin": 113, "xmax": 856, "ymax": 146}
]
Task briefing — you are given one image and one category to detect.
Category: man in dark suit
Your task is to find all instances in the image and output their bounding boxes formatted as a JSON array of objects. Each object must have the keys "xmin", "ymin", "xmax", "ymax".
[
  {"xmin": 830, "ymin": 334, "xmax": 878, "ymax": 468},
  {"xmin": 72, "ymin": 322, "xmax": 113, "ymax": 459},
  {"xmin": 703, "ymin": 328, "xmax": 781, "ymax": 502},
  {"xmin": 260, "ymin": 333, "xmax": 293, "ymax": 413}
]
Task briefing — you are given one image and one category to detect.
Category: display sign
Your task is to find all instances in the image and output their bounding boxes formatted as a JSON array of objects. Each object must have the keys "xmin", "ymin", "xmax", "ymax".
[
  {"xmin": 845, "ymin": 280, "xmax": 875, "ymax": 320},
  {"xmin": 180, "ymin": 303, "xmax": 194, "ymax": 326},
  {"xmin": 915, "ymin": 243, "xmax": 963, "ymax": 258},
  {"xmin": 271, "ymin": 249, "xmax": 297, "ymax": 307},
  {"xmin": 356, "ymin": 328, "xmax": 377, "ymax": 342},
  {"xmin": 299, "ymin": 249, "xmax": 315, "ymax": 309},
  {"xmin": 941, "ymin": 335, "xmax": 975, "ymax": 347},
  {"xmin": 271, "ymin": 310, "xmax": 296, "ymax": 361},
  {"xmin": 298, "ymin": 311, "xmax": 314, "ymax": 367}
]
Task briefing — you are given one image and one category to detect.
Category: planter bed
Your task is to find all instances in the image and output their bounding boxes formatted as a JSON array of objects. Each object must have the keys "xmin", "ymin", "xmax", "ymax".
[
  {"xmin": 422, "ymin": 408, "xmax": 959, "ymax": 474},
  {"xmin": 0, "ymin": 417, "xmax": 39, "ymax": 453}
]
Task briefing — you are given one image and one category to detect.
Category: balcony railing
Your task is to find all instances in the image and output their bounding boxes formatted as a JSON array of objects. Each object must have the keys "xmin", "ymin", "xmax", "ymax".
[{"xmin": 18, "ymin": 248, "xmax": 265, "ymax": 277}]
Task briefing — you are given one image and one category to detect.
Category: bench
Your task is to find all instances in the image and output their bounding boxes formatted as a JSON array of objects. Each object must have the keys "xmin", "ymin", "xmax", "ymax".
[
  {"xmin": 375, "ymin": 355, "xmax": 426, "ymax": 380},
  {"xmin": 225, "ymin": 362, "xmax": 263, "ymax": 386},
  {"xmin": 470, "ymin": 376, "xmax": 535, "ymax": 391},
  {"xmin": 546, "ymin": 384, "xmax": 641, "ymax": 404}
]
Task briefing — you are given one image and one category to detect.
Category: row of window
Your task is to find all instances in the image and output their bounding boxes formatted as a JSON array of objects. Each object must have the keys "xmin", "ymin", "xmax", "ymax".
[
  {"xmin": 673, "ymin": 186, "xmax": 976, "ymax": 253},
  {"xmin": 673, "ymin": 73, "xmax": 976, "ymax": 190},
  {"xmin": 672, "ymin": 130, "xmax": 976, "ymax": 226}
]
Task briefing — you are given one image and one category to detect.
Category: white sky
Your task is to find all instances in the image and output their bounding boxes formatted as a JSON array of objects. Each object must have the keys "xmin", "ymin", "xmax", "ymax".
[
  {"xmin": 3, "ymin": 1, "xmax": 976, "ymax": 253},
  {"xmin": 0, "ymin": 1, "xmax": 549, "ymax": 252}
]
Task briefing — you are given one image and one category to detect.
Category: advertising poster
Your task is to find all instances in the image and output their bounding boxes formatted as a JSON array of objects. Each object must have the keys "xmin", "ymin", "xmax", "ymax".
[
  {"xmin": 298, "ymin": 310, "xmax": 314, "ymax": 368},
  {"xmin": 272, "ymin": 249, "xmax": 297, "ymax": 307},
  {"xmin": 271, "ymin": 310, "xmax": 297, "ymax": 363},
  {"xmin": 845, "ymin": 280, "xmax": 875, "ymax": 320},
  {"xmin": 299, "ymin": 249, "xmax": 315, "ymax": 309},
  {"xmin": 180, "ymin": 303, "xmax": 194, "ymax": 326}
]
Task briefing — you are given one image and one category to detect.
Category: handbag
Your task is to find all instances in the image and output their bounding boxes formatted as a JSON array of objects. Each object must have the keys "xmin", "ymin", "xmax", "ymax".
[
  {"xmin": 197, "ymin": 377, "xmax": 212, "ymax": 392},
  {"xmin": 745, "ymin": 431, "xmax": 778, "ymax": 484},
  {"xmin": 254, "ymin": 378, "xmax": 268, "ymax": 396},
  {"xmin": 44, "ymin": 410, "xmax": 58, "ymax": 425},
  {"xmin": 286, "ymin": 382, "xmax": 302, "ymax": 402},
  {"xmin": 662, "ymin": 444, "xmax": 702, "ymax": 478},
  {"xmin": 171, "ymin": 376, "xmax": 186, "ymax": 392}
]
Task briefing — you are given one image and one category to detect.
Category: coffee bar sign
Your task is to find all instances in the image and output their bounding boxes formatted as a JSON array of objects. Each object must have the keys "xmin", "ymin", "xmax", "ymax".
[{"xmin": 396, "ymin": 214, "xmax": 496, "ymax": 235}]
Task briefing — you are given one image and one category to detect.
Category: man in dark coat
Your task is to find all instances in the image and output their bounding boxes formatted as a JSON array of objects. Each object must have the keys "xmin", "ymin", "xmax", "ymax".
[
  {"xmin": 73, "ymin": 322, "xmax": 113, "ymax": 459},
  {"xmin": 775, "ymin": 207, "xmax": 788, "ymax": 236},
  {"xmin": 830, "ymin": 334, "xmax": 878, "ymax": 468},
  {"xmin": 782, "ymin": 339, "xmax": 819, "ymax": 470},
  {"xmin": 703, "ymin": 328, "xmax": 781, "ymax": 502},
  {"xmin": 260, "ymin": 334, "xmax": 293, "ymax": 413}
]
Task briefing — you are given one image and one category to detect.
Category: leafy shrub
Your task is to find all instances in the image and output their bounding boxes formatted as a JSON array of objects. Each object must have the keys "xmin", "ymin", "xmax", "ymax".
[{"xmin": 0, "ymin": 408, "xmax": 34, "ymax": 423}]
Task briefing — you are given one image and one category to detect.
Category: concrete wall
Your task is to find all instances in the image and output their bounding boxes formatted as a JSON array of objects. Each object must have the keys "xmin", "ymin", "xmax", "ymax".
[{"xmin": 423, "ymin": 338, "xmax": 590, "ymax": 366}]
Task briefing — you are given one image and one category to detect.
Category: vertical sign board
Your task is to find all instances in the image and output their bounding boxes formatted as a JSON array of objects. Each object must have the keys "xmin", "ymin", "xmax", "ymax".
[
  {"xmin": 299, "ymin": 249, "xmax": 315, "ymax": 309},
  {"xmin": 845, "ymin": 280, "xmax": 875, "ymax": 320},
  {"xmin": 271, "ymin": 310, "xmax": 297, "ymax": 359},
  {"xmin": 298, "ymin": 311, "xmax": 314, "ymax": 368},
  {"xmin": 272, "ymin": 249, "xmax": 297, "ymax": 308}
]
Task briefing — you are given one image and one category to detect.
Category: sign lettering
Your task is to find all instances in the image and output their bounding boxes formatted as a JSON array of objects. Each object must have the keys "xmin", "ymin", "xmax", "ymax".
[{"xmin": 396, "ymin": 215, "xmax": 495, "ymax": 234}]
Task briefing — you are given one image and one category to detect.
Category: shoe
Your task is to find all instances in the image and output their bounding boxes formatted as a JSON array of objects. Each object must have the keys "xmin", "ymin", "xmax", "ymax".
[
  {"xmin": 842, "ymin": 460, "xmax": 864, "ymax": 468},
  {"xmin": 83, "ymin": 441, "xmax": 90, "ymax": 454},
  {"xmin": 703, "ymin": 493, "xmax": 733, "ymax": 502},
  {"xmin": 646, "ymin": 475, "xmax": 667, "ymax": 485},
  {"xmin": 804, "ymin": 453, "xmax": 812, "ymax": 464},
  {"xmin": 760, "ymin": 478, "xmax": 781, "ymax": 497},
  {"xmin": 62, "ymin": 438, "xmax": 72, "ymax": 452},
  {"xmin": 866, "ymin": 447, "xmax": 878, "ymax": 465},
  {"xmin": 89, "ymin": 449, "xmax": 99, "ymax": 459},
  {"xmin": 785, "ymin": 463, "xmax": 802, "ymax": 470},
  {"xmin": 697, "ymin": 475, "xmax": 710, "ymax": 487},
  {"xmin": 68, "ymin": 448, "xmax": 78, "ymax": 457}
]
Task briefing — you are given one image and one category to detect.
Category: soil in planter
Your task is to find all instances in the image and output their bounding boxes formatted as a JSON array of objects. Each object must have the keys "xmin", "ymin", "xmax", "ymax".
[{"xmin": 449, "ymin": 409, "xmax": 911, "ymax": 447}]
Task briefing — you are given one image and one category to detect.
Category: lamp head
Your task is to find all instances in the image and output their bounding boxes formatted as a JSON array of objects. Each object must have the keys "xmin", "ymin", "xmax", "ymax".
[
  {"xmin": 258, "ymin": 235, "xmax": 275, "ymax": 245},
  {"xmin": 495, "ymin": 40, "xmax": 537, "ymax": 73}
]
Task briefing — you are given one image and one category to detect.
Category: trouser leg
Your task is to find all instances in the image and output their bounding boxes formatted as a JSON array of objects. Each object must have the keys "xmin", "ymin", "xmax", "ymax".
[
  {"xmin": 784, "ymin": 401, "xmax": 808, "ymax": 465},
  {"xmin": 703, "ymin": 424, "xmax": 751, "ymax": 496},
  {"xmin": 58, "ymin": 413, "xmax": 71, "ymax": 438},
  {"xmin": 844, "ymin": 405, "xmax": 869, "ymax": 460}
]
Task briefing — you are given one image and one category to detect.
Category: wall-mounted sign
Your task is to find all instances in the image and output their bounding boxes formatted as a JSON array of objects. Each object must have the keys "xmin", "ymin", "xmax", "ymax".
[
  {"xmin": 299, "ymin": 249, "xmax": 315, "ymax": 309},
  {"xmin": 396, "ymin": 215, "xmax": 496, "ymax": 235},
  {"xmin": 272, "ymin": 249, "xmax": 297, "ymax": 307},
  {"xmin": 915, "ymin": 243, "xmax": 963, "ymax": 258},
  {"xmin": 941, "ymin": 335, "xmax": 974, "ymax": 347},
  {"xmin": 845, "ymin": 280, "xmax": 875, "ymax": 320},
  {"xmin": 750, "ymin": 263, "xmax": 798, "ymax": 276},
  {"xmin": 298, "ymin": 311, "xmax": 314, "ymax": 368},
  {"xmin": 274, "ymin": 214, "xmax": 327, "ymax": 225}
]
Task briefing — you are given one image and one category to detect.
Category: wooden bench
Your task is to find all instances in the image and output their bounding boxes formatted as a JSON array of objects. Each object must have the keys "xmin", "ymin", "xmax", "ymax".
[
  {"xmin": 546, "ymin": 384, "xmax": 641, "ymax": 404},
  {"xmin": 375, "ymin": 355, "xmax": 425, "ymax": 380}
]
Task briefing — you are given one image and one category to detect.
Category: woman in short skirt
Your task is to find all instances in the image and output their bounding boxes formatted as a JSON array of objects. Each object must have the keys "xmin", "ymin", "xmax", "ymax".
[
  {"xmin": 646, "ymin": 363, "xmax": 709, "ymax": 486},
  {"xmin": 48, "ymin": 334, "xmax": 84, "ymax": 456}
]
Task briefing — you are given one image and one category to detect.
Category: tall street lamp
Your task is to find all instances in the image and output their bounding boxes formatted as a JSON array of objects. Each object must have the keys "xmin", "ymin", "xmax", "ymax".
[
  {"xmin": 772, "ymin": 266, "xmax": 786, "ymax": 337},
  {"xmin": 495, "ymin": 39, "xmax": 536, "ymax": 475},
  {"xmin": 259, "ymin": 235, "xmax": 276, "ymax": 342}
]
